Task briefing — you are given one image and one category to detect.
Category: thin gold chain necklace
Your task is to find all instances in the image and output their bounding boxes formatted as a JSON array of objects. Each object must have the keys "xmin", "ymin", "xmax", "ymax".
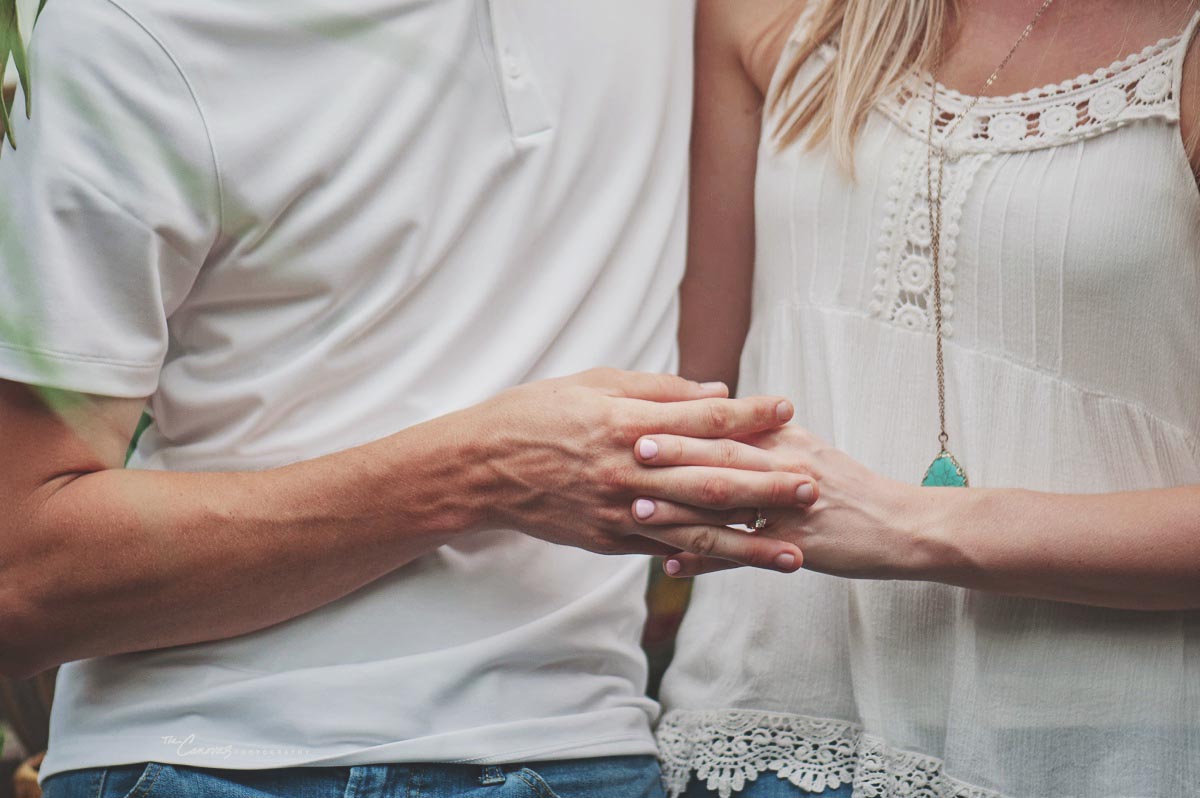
[{"xmin": 920, "ymin": 0, "xmax": 1057, "ymax": 487}]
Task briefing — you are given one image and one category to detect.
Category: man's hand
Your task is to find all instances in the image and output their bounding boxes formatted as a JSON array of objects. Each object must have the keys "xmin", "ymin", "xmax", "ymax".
[
  {"xmin": 629, "ymin": 424, "xmax": 924, "ymax": 578},
  {"xmin": 460, "ymin": 369, "xmax": 817, "ymax": 573}
]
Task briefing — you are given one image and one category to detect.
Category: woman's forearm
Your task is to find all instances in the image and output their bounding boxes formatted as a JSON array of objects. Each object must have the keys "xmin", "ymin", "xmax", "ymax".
[
  {"xmin": 635, "ymin": 425, "xmax": 1200, "ymax": 609},
  {"xmin": 918, "ymin": 485, "xmax": 1200, "ymax": 610}
]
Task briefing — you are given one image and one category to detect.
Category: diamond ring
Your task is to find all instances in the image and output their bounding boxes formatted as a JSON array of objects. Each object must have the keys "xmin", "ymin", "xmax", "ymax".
[{"xmin": 753, "ymin": 509, "xmax": 769, "ymax": 532}]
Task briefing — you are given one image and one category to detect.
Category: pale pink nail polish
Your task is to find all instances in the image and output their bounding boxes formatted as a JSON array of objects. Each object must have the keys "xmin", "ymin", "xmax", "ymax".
[
  {"xmin": 776, "ymin": 401, "xmax": 794, "ymax": 422},
  {"xmin": 638, "ymin": 438, "xmax": 659, "ymax": 460},
  {"xmin": 700, "ymin": 381, "xmax": 726, "ymax": 393},
  {"xmin": 634, "ymin": 498, "xmax": 656, "ymax": 520},
  {"xmin": 775, "ymin": 552, "xmax": 797, "ymax": 571},
  {"xmin": 664, "ymin": 559, "xmax": 682, "ymax": 576},
  {"xmin": 796, "ymin": 483, "xmax": 816, "ymax": 503}
]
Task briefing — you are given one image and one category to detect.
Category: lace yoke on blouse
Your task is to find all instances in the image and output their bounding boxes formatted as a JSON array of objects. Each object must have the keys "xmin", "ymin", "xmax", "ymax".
[{"xmin": 867, "ymin": 28, "xmax": 1196, "ymax": 340}]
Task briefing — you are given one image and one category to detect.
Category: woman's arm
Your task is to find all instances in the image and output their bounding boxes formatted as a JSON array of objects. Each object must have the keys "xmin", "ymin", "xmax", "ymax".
[
  {"xmin": 679, "ymin": 0, "xmax": 799, "ymax": 391},
  {"xmin": 631, "ymin": 425, "xmax": 1200, "ymax": 611},
  {"xmin": 917, "ymin": 483, "xmax": 1200, "ymax": 610}
]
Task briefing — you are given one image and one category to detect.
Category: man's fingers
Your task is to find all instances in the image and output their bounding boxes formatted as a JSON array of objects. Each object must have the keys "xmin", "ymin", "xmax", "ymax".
[
  {"xmin": 640, "ymin": 525, "xmax": 803, "ymax": 573},
  {"xmin": 642, "ymin": 396, "xmax": 793, "ymax": 439},
  {"xmin": 637, "ymin": 465, "xmax": 818, "ymax": 510},
  {"xmin": 663, "ymin": 553, "xmax": 749, "ymax": 578},
  {"xmin": 579, "ymin": 368, "xmax": 728, "ymax": 401},
  {"xmin": 632, "ymin": 498, "xmax": 757, "ymax": 528},
  {"xmin": 635, "ymin": 434, "xmax": 779, "ymax": 472}
]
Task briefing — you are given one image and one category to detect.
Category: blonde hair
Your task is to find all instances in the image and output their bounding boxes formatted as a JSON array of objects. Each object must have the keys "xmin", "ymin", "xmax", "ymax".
[{"xmin": 769, "ymin": 0, "xmax": 957, "ymax": 168}]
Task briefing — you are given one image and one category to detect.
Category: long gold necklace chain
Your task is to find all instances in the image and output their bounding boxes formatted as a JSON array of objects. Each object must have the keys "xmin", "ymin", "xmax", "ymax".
[{"xmin": 921, "ymin": 0, "xmax": 1056, "ymax": 487}]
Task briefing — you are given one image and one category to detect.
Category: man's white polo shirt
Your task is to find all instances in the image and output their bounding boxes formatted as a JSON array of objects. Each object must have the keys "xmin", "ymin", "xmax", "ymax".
[{"xmin": 0, "ymin": 0, "xmax": 694, "ymax": 778}]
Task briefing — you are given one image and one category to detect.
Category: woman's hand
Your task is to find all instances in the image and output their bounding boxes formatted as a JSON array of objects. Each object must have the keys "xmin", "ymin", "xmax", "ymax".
[{"xmin": 631, "ymin": 424, "xmax": 940, "ymax": 579}]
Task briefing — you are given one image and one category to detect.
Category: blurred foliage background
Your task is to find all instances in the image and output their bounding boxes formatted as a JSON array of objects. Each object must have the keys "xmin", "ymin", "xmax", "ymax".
[{"xmin": 643, "ymin": 567, "xmax": 692, "ymax": 699}]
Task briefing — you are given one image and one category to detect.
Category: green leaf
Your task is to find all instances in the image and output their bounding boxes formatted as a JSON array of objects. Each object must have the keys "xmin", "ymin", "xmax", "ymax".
[
  {"xmin": 126, "ymin": 411, "xmax": 152, "ymax": 465},
  {"xmin": 11, "ymin": 11, "xmax": 30, "ymax": 118},
  {"xmin": 2, "ymin": 0, "xmax": 43, "ymax": 156},
  {"xmin": 0, "ymin": 93, "xmax": 14, "ymax": 157},
  {"xmin": 1, "ymin": 0, "xmax": 18, "ymax": 154}
]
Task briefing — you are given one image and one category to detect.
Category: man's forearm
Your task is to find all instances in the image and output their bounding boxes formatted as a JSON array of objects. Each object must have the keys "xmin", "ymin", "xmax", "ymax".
[
  {"xmin": 2, "ymin": 408, "xmax": 487, "ymax": 677},
  {"xmin": 0, "ymin": 369, "xmax": 817, "ymax": 677}
]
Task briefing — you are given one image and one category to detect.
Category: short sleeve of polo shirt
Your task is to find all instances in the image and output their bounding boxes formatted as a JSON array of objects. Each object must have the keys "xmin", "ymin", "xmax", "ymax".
[{"xmin": 0, "ymin": 0, "xmax": 219, "ymax": 398}]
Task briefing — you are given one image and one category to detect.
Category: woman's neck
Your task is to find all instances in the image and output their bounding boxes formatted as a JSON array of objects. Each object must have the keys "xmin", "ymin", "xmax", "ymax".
[{"xmin": 938, "ymin": 0, "xmax": 1198, "ymax": 98}]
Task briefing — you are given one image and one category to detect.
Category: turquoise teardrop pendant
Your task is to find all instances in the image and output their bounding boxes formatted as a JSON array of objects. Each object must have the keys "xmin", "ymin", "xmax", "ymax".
[{"xmin": 922, "ymin": 449, "xmax": 969, "ymax": 487}]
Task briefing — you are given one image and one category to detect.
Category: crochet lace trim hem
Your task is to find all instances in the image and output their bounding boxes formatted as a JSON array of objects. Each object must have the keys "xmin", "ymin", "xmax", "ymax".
[{"xmin": 657, "ymin": 709, "xmax": 1007, "ymax": 798}]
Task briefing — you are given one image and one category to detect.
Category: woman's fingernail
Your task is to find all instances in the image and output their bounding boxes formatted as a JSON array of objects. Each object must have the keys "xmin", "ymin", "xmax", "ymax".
[
  {"xmin": 776, "ymin": 401, "xmax": 794, "ymax": 422},
  {"xmin": 796, "ymin": 483, "xmax": 816, "ymax": 503},
  {"xmin": 634, "ymin": 498, "xmax": 657, "ymax": 520},
  {"xmin": 638, "ymin": 438, "xmax": 659, "ymax": 460},
  {"xmin": 664, "ymin": 559, "xmax": 683, "ymax": 576},
  {"xmin": 700, "ymin": 381, "xmax": 726, "ymax": 393},
  {"xmin": 774, "ymin": 552, "xmax": 798, "ymax": 571}
]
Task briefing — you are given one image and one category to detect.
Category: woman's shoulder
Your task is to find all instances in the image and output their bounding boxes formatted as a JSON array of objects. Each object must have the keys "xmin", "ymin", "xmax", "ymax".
[{"xmin": 700, "ymin": 0, "xmax": 810, "ymax": 96}]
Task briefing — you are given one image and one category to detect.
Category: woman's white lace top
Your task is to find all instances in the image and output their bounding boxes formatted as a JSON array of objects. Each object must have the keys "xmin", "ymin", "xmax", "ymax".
[{"xmin": 658, "ymin": 12, "xmax": 1200, "ymax": 798}]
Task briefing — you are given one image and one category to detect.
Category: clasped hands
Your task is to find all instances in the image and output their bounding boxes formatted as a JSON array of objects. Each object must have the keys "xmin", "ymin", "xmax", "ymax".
[{"xmin": 473, "ymin": 369, "xmax": 924, "ymax": 580}]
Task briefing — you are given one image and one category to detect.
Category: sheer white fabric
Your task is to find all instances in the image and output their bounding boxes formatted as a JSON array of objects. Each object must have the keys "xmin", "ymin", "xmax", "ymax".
[{"xmin": 659, "ymin": 12, "xmax": 1200, "ymax": 798}]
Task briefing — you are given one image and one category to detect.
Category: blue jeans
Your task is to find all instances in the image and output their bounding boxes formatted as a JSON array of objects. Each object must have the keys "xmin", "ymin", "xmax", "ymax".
[
  {"xmin": 41, "ymin": 756, "xmax": 665, "ymax": 798},
  {"xmin": 681, "ymin": 776, "xmax": 854, "ymax": 798}
]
